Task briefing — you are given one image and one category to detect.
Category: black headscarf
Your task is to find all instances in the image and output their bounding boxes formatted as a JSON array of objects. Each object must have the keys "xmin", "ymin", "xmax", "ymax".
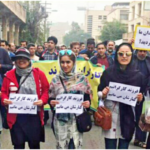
[
  {"xmin": 112, "ymin": 43, "xmax": 141, "ymax": 84},
  {"xmin": 98, "ymin": 43, "xmax": 145, "ymax": 141}
]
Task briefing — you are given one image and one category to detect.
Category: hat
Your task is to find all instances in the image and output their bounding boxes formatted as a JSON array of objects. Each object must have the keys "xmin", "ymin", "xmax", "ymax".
[{"xmin": 11, "ymin": 47, "xmax": 30, "ymax": 61}]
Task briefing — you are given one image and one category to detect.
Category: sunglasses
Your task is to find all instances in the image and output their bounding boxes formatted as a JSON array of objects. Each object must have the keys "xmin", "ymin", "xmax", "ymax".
[
  {"xmin": 117, "ymin": 52, "xmax": 132, "ymax": 57},
  {"xmin": 59, "ymin": 50, "xmax": 72, "ymax": 56}
]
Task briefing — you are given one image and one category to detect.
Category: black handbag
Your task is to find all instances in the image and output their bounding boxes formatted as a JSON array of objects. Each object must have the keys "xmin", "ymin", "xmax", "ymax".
[
  {"xmin": 75, "ymin": 111, "xmax": 92, "ymax": 133},
  {"xmin": 59, "ymin": 76, "xmax": 92, "ymax": 133}
]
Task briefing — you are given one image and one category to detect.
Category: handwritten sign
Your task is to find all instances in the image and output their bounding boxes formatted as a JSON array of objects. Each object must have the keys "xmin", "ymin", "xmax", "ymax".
[
  {"xmin": 133, "ymin": 25, "xmax": 150, "ymax": 51},
  {"xmin": 56, "ymin": 94, "xmax": 83, "ymax": 114},
  {"xmin": 9, "ymin": 94, "xmax": 38, "ymax": 114},
  {"xmin": 107, "ymin": 82, "xmax": 140, "ymax": 107}
]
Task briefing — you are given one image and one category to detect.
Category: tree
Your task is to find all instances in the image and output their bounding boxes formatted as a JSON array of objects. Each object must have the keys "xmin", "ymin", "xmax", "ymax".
[
  {"xmin": 19, "ymin": 1, "xmax": 48, "ymax": 44},
  {"xmin": 63, "ymin": 22, "xmax": 91, "ymax": 47},
  {"xmin": 100, "ymin": 20, "xmax": 127, "ymax": 41}
]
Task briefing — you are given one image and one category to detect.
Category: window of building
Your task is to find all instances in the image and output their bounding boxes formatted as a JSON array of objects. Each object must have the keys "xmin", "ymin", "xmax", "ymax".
[
  {"xmin": 120, "ymin": 10, "xmax": 129, "ymax": 20},
  {"xmin": 131, "ymin": 24, "xmax": 134, "ymax": 32},
  {"xmin": 120, "ymin": 14, "xmax": 128, "ymax": 20},
  {"xmin": 103, "ymin": 16, "xmax": 107, "ymax": 20},
  {"xmin": 87, "ymin": 15, "xmax": 93, "ymax": 35},
  {"xmin": 138, "ymin": 3, "xmax": 142, "ymax": 17},
  {"xmin": 98, "ymin": 26, "xmax": 102, "ymax": 31},
  {"xmin": 137, "ymin": 22, "xmax": 141, "ymax": 25},
  {"xmin": 98, "ymin": 15, "xmax": 102, "ymax": 19},
  {"xmin": 132, "ymin": 6, "xmax": 135, "ymax": 19}
]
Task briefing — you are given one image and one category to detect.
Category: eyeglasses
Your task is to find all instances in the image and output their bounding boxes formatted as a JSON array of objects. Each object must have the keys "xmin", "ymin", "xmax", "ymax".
[
  {"xmin": 59, "ymin": 50, "xmax": 72, "ymax": 56},
  {"xmin": 117, "ymin": 52, "xmax": 132, "ymax": 57}
]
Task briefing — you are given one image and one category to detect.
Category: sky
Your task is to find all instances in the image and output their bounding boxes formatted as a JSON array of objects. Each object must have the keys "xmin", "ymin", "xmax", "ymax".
[
  {"xmin": 39, "ymin": 0, "xmax": 121, "ymax": 25},
  {"xmin": 39, "ymin": 0, "xmax": 145, "ymax": 25}
]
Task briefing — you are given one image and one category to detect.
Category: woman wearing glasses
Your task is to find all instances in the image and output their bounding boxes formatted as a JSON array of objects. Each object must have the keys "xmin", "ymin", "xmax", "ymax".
[
  {"xmin": 97, "ymin": 43, "xmax": 145, "ymax": 149},
  {"xmin": 1, "ymin": 48, "xmax": 49, "ymax": 149},
  {"xmin": 49, "ymin": 50, "xmax": 92, "ymax": 149}
]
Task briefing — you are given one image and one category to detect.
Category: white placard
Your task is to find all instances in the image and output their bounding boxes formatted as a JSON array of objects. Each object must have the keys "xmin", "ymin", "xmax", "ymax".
[
  {"xmin": 56, "ymin": 94, "xmax": 83, "ymax": 114},
  {"xmin": 107, "ymin": 82, "xmax": 140, "ymax": 107},
  {"xmin": 134, "ymin": 26, "xmax": 150, "ymax": 50},
  {"xmin": 9, "ymin": 94, "xmax": 38, "ymax": 114}
]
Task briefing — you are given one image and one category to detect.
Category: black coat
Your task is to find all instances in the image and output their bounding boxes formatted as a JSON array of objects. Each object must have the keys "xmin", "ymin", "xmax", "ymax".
[
  {"xmin": 0, "ymin": 48, "xmax": 13, "ymax": 78},
  {"xmin": 98, "ymin": 65, "xmax": 146, "ymax": 141},
  {"xmin": 133, "ymin": 55, "xmax": 150, "ymax": 91},
  {"xmin": 133, "ymin": 55, "xmax": 150, "ymax": 73}
]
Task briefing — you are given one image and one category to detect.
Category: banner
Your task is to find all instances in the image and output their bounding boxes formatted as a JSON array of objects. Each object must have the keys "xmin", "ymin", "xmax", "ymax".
[
  {"xmin": 133, "ymin": 25, "xmax": 150, "ymax": 51},
  {"xmin": 33, "ymin": 60, "xmax": 105, "ymax": 111}
]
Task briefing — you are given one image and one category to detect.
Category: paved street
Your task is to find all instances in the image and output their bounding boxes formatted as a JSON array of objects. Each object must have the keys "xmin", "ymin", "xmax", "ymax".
[{"xmin": 1, "ymin": 113, "xmax": 142, "ymax": 149}]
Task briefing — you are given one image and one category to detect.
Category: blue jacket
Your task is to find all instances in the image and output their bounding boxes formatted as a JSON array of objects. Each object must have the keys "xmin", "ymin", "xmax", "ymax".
[
  {"xmin": 79, "ymin": 49, "xmax": 97, "ymax": 54},
  {"xmin": 105, "ymin": 51, "xmax": 115, "ymax": 60},
  {"xmin": 79, "ymin": 49, "xmax": 97, "ymax": 58},
  {"xmin": 8, "ymin": 51, "xmax": 15, "ymax": 58}
]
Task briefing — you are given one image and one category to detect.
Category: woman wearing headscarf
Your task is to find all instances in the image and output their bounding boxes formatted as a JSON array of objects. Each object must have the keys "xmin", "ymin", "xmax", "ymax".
[
  {"xmin": 49, "ymin": 50, "xmax": 92, "ymax": 149},
  {"xmin": 1, "ymin": 48, "xmax": 49, "ymax": 149},
  {"xmin": 97, "ymin": 43, "xmax": 146, "ymax": 149}
]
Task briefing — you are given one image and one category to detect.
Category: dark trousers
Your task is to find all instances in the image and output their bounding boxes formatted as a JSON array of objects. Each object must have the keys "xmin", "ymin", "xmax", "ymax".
[
  {"xmin": 135, "ymin": 102, "xmax": 147, "ymax": 142},
  {"xmin": 68, "ymin": 138, "xmax": 75, "ymax": 149},
  {"xmin": 0, "ymin": 98, "xmax": 7, "ymax": 128},
  {"xmin": 105, "ymin": 138, "xmax": 130, "ymax": 149},
  {"xmin": 135, "ymin": 125, "xmax": 147, "ymax": 142},
  {"xmin": 44, "ymin": 111, "xmax": 49, "ymax": 124},
  {"xmin": 14, "ymin": 141, "xmax": 40, "ymax": 149},
  {"xmin": 146, "ymin": 133, "xmax": 150, "ymax": 149}
]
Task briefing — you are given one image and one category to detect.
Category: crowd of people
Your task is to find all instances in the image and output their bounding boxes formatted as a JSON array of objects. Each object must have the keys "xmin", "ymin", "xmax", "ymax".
[{"xmin": 0, "ymin": 35, "xmax": 150, "ymax": 149}]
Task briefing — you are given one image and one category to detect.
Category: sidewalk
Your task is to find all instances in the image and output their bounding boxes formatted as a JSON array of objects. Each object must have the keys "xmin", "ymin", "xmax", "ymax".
[{"xmin": 1, "ymin": 122, "xmax": 141, "ymax": 149}]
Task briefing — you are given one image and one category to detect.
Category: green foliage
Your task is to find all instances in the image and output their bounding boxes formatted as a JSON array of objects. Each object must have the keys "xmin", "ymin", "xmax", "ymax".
[
  {"xmin": 19, "ymin": 1, "xmax": 48, "ymax": 45},
  {"xmin": 63, "ymin": 22, "xmax": 91, "ymax": 47},
  {"xmin": 100, "ymin": 20, "xmax": 127, "ymax": 41}
]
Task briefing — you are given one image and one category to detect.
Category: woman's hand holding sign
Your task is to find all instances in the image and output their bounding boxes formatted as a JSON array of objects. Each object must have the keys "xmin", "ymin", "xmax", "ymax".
[
  {"xmin": 137, "ymin": 93, "xmax": 143, "ymax": 102},
  {"xmin": 33, "ymin": 100, "xmax": 43, "ymax": 106},
  {"xmin": 4, "ymin": 99, "xmax": 12, "ymax": 105},
  {"xmin": 102, "ymin": 86, "xmax": 110, "ymax": 99},
  {"xmin": 82, "ymin": 101, "xmax": 90, "ymax": 108},
  {"xmin": 50, "ymin": 100, "xmax": 59, "ymax": 107}
]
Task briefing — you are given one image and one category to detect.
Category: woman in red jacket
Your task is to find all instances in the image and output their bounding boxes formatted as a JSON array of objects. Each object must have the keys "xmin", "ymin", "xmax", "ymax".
[{"xmin": 1, "ymin": 48, "xmax": 49, "ymax": 149}]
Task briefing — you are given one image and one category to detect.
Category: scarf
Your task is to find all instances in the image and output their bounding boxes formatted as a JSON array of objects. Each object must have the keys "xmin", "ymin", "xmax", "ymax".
[{"xmin": 16, "ymin": 63, "xmax": 36, "ymax": 95}]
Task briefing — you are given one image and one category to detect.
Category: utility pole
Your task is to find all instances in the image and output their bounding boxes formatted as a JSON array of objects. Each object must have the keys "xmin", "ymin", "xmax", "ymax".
[
  {"xmin": 44, "ymin": 1, "xmax": 47, "ymax": 42},
  {"xmin": 40, "ymin": 1, "xmax": 57, "ymax": 41}
]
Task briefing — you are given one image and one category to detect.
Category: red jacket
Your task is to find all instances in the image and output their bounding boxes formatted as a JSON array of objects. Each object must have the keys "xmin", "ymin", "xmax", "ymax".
[{"xmin": 1, "ymin": 68, "xmax": 49, "ymax": 129}]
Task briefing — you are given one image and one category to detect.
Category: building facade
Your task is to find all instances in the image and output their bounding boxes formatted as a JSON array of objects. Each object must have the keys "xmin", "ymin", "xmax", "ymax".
[
  {"xmin": 123, "ymin": 1, "xmax": 150, "ymax": 41},
  {"xmin": 84, "ymin": 2, "xmax": 130, "ymax": 43},
  {"xmin": 84, "ymin": 9, "xmax": 110, "ymax": 43},
  {"xmin": 107, "ymin": 2, "xmax": 130, "ymax": 32},
  {"xmin": 0, "ymin": 1, "xmax": 26, "ymax": 45}
]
